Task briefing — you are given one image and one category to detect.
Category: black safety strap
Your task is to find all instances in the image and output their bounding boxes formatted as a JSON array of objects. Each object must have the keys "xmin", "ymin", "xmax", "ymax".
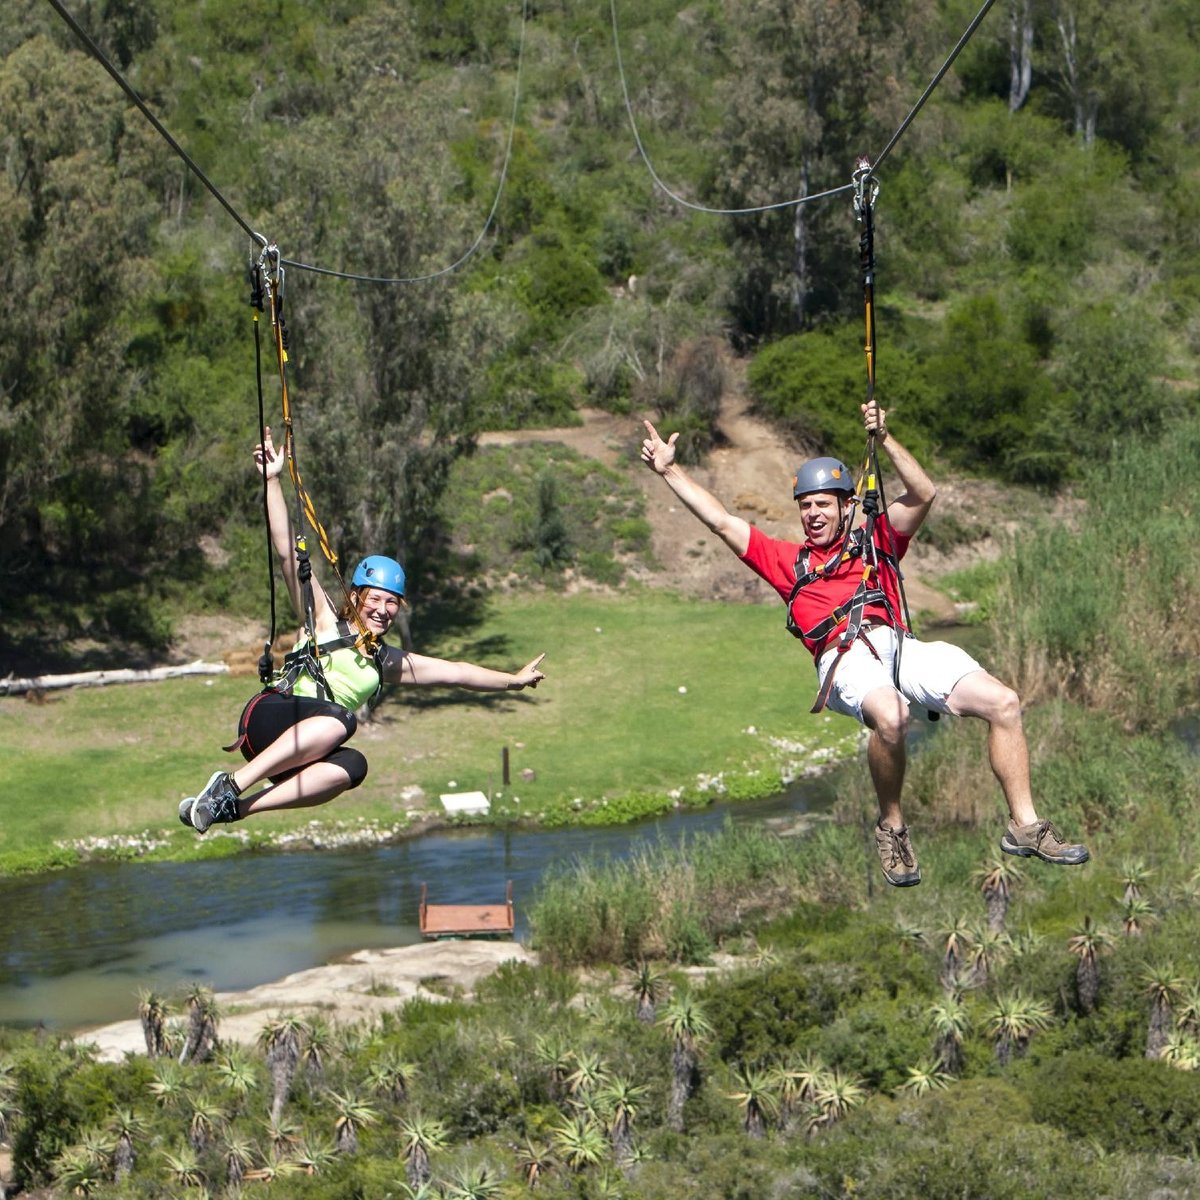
[{"xmin": 272, "ymin": 620, "xmax": 388, "ymax": 707}]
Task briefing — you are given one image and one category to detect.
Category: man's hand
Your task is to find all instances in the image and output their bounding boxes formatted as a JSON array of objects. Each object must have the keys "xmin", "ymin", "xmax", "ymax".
[
  {"xmin": 640, "ymin": 419, "xmax": 679, "ymax": 475},
  {"xmin": 255, "ymin": 426, "xmax": 286, "ymax": 480},
  {"xmin": 861, "ymin": 401, "xmax": 888, "ymax": 441}
]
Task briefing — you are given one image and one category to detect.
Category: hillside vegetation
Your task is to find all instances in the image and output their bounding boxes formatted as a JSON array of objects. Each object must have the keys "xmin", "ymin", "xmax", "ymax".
[{"xmin": 2, "ymin": 0, "xmax": 1199, "ymax": 659}]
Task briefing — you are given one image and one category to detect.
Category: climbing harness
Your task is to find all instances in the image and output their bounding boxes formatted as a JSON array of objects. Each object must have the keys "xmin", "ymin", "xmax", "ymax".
[
  {"xmin": 272, "ymin": 619, "xmax": 389, "ymax": 708},
  {"xmin": 783, "ymin": 159, "xmax": 930, "ymax": 717},
  {"xmin": 250, "ymin": 241, "xmax": 380, "ymax": 701}
]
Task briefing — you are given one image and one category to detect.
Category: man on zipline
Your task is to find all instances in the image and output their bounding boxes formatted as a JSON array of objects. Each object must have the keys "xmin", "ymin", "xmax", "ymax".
[
  {"xmin": 178, "ymin": 427, "xmax": 546, "ymax": 834},
  {"xmin": 640, "ymin": 401, "xmax": 1088, "ymax": 886}
]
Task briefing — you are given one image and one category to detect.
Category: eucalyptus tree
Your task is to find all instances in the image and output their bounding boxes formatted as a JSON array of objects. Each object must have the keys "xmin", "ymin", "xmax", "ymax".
[
  {"xmin": 1142, "ymin": 963, "xmax": 1186, "ymax": 1060},
  {"xmin": 398, "ymin": 1114, "xmax": 449, "ymax": 1189},
  {"xmin": 726, "ymin": 1064, "xmax": 780, "ymax": 1139},
  {"xmin": 327, "ymin": 1088, "xmax": 380, "ymax": 1154},
  {"xmin": 985, "ymin": 991, "xmax": 1053, "ymax": 1066},
  {"xmin": 1066, "ymin": 916, "xmax": 1112, "ymax": 1014},
  {"xmin": 973, "ymin": 855, "xmax": 1023, "ymax": 934}
]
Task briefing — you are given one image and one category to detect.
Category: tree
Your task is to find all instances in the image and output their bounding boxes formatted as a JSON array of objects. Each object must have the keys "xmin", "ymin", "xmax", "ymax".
[
  {"xmin": 136, "ymin": 990, "xmax": 170, "ymax": 1058},
  {"xmin": 595, "ymin": 1077, "xmax": 647, "ymax": 1170},
  {"xmin": 966, "ymin": 924, "xmax": 1012, "ymax": 989},
  {"xmin": 630, "ymin": 962, "xmax": 666, "ymax": 1025},
  {"xmin": 973, "ymin": 855, "xmax": 1022, "ymax": 933},
  {"xmin": 1008, "ymin": 0, "xmax": 1034, "ymax": 111},
  {"xmin": 1066, "ymin": 916, "xmax": 1112, "ymax": 1014},
  {"xmin": 1142, "ymin": 963, "xmax": 1185, "ymax": 1060},
  {"xmin": 1119, "ymin": 859, "xmax": 1153, "ymax": 905},
  {"xmin": 939, "ymin": 916, "xmax": 975, "ymax": 990},
  {"xmin": 927, "ymin": 995, "xmax": 971, "ymax": 1076},
  {"xmin": 179, "ymin": 985, "xmax": 219, "ymax": 1065},
  {"xmin": 808, "ymin": 1068, "xmax": 867, "ymax": 1134},
  {"xmin": 444, "ymin": 1163, "xmax": 505, "ymax": 1200},
  {"xmin": 259, "ymin": 1014, "xmax": 306, "ymax": 1123},
  {"xmin": 302, "ymin": 1017, "xmax": 335, "ymax": 1086},
  {"xmin": 516, "ymin": 1136, "xmax": 556, "ymax": 1189},
  {"xmin": 365, "ymin": 1053, "xmax": 420, "ymax": 1105},
  {"xmin": 549, "ymin": 1115, "xmax": 606, "ymax": 1173},
  {"xmin": 770, "ymin": 1051, "xmax": 827, "ymax": 1132},
  {"xmin": 660, "ymin": 988, "xmax": 714, "ymax": 1132},
  {"xmin": 1122, "ymin": 896, "xmax": 1156, "ymax": 939},
  {"xmin": 327, "ymin": 1088, "xmax": 380, "ymax": 1155},
  {"xmin": 398, "ymin": 1114, "xmax": 448, "ymax": 1189},
  {"xmin": 160, "ymin": 1144, "xmax": 205, "ymax": 1190},
  {"xmin": 897, "ymin": 1058, "xmax": 953, "ymax": 1097},
  {"xmin": 186, "ymin": 1093, "xmax": 226, "ymax": 1154},
  {"xmin": 214, "ymin": 1047, "xmax": 259, "ymax": 1116},
  {"xmin": 726, "ymin": 1064, "xmax": 779, "ymax": 1139},
  {"xmin": 986, "ymin": 991, "xmax": 1053, "ymax": 1065},
  {"xmin": 221, "ymin": 1133, "xmax": 256, "ymax": 1191}
]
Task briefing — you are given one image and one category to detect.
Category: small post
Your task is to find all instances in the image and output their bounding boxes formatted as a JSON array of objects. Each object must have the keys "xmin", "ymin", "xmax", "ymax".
[{"xmin": 502, "ymin": 746, "xmax": 511, "ymax": 786}]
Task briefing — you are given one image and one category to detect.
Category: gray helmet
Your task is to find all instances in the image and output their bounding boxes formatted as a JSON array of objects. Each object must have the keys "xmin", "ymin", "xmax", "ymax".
[{"xmin": 792, "ymin": 456, "xmax": 854, "ymax": 498}]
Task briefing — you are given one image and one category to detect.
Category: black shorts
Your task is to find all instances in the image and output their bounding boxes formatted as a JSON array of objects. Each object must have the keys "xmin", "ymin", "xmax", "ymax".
[{"xmin": 229, "ymin": 690, "xmax": 368, "ymax": 789}]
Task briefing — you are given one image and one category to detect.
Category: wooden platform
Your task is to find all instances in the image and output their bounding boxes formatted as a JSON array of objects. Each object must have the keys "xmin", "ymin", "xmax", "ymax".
[{"xmin": 419, "ymin": 880, "xmax": 514, "ymax": 940}]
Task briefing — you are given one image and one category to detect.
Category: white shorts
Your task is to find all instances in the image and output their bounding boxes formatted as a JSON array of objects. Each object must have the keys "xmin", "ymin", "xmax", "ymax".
[{"xmin": 815, "ymin": 626, "xmax": 983, "ymax": 722}]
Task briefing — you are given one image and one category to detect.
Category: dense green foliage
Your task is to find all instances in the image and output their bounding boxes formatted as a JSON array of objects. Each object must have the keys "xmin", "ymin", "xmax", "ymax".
[{"xmin": 3, "ymin": 0, "xmax": 1198, "ymax": 657}]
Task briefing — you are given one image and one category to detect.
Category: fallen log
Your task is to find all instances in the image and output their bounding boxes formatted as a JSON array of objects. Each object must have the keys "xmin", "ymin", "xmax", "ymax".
[{"xmin": 0, "ymin": 660, "xmax": 229, "ymax": 697}]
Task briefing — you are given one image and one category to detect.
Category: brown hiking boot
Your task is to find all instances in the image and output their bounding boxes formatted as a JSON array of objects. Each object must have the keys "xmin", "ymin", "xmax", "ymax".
[
  {"xmin": 1000, "ymin": 819, "xmax": 1089, "ymax": 866},
  {"xmin": 875, "ymin": 820, "xmax": 921, "ymax": 887}
]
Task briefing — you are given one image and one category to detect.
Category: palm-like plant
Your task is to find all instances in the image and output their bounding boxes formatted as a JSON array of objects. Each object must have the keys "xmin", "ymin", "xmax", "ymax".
[
  {"xmin": 927, "ymin": 994, "xmax": 971, "ymax": 1076},
  {"xmin": 938, "ymin": 916, "xmax": 974, "ymax": 988},
  {"xmin": 222, "ymin": 1133, "xmax": 256, "ymax": 1190},
  {"xmin": 516, "ymin": 1136, "xmax": 556, "ymax": 1189},
  {"xmin": 893, "ymin": 918, "xmax": 926, "ymax": 954},
  {"xmin": 660, "ymin": 988, "xmax": 713, "ymax": 1132},
  {"xmin": 1067, "ymin": 916, "xmax": 1113, "ymax": 1014},
  {"xmin": 1121, "ymin": 896, "xmax": 1156, "ymax": 938},
  {"xmin": 769, "ymin": 1051, "xmax": 827, "ymax": 1132},
  {"xmin": 1160, "ymin": 1029, "xmax": 1200, "ymax": 1071},
  {"xmin": 294, "ymin": 1136, "xmax": 339, "ymax": 1175},
  {"xmin": 966, "ymin": 923, "xmax": 1011, "ymax": 988},
  {"xmin": 179, "ymin": 984, "xmax": 220, "ymax": 1065},
  {"xmin": 398, "ymin": 1114, "xmax": 449, "ymax": 1189},
  {"xmin": 809, "ymin": 1068, "xmax": 866, "ymax": 1133},
  {"xmin": 259, "ymin": 1013, "xmax": 306, "ymax": 1123},
  {"xmin": 243, "ymin": 1147, "xmax": 305, "ymax": 1185},
  {"xmin": 136, "ymin": 989, "xmax": 171, "ymax": 1058},
  {"xmin": 1119, "ymin": 858, "xmax": 1153, "ymax": 904},
  {"xmin": 726, "ymin": 1064, "xmax": 780, "ymax": 1139},
  {"xmin": 186, "ymin": 1092, "xmax": 227, "ymax": 1154},
  {"xmin": 147, "ymin": 1062, "xmax": 189, "ymax": 1111},
  {"xmin": 595, "ymin": 1076, "xmax": 647, "ymax": 1168},
  {"xmin": 106, "ymin": 1107, "xmax": 146, "ymax": 1180},
  {"xmin": 327, "ymin": 1088, "xmax": 380, "ymax": 1154},
  {"xmin": 214, "ymin": 1046, "xmax": 259, "ymax": 1115},
  {"xmin": 630, "ymin": 961, "xmax": 666, "ymax": 1024},
  {"xmin": 263, "ymin": 1112, "xmax": 302, "ymax": 1158},
  {"xmin": 1142, "ymin": 963, "xmax": 1186, "ymax": 1059},
  {"xmin": 973, "ymin": 855, "xmax": 1022, "ymax": 933},
  {"xmin": 303, "ymin": 1017, "xmax": 335, "ymax": 1086},
  {"xmin": 985, "ymin": 991, "xmax": 1053, "ymax": 1065},
  {"xmin": 161, "ymin": 1143, "xmax": 205, "ymax": 1190},
  {"xmin": 444, "ymin": 1163, "xmax": 505, "ymax": 1199},
  {"xmin": 896, "ymin": 1058, "xmax": 953, "ymax": 1097},
  {"xmin": 565, "ymin": 1049, "xmax": 609, "ymax": 1101},
  {"xmin": 1175, "ymin": 982, "xmax": 1200, "ymax": 1034},
  {"xmin": 533, "ymin": 1032, "xmax": 574, "ymax": 1101},
  {"xmin": 53, "ymin": 1143, "xmax": 109, "ymax": 1197},
  {"xmin": 0, "ymin": 1055, "xmax": 17, "ymax": 1144},
  {"xmin": 550, "ymin": 1114, "xmax": 607, "ymax": 1173},
  {"xmin": 365, "ymin": 1052, "xmax": 420, "ymax": 1105}
]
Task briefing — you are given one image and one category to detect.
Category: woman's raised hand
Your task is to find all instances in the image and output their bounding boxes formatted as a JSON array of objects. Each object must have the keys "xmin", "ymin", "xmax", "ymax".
[
  {"xmin": 254, "ymin": 426, "xmax": 286, "ymax": 480},
  {"xmin": 512, "ymin": 653, "xmax": 547, "ymax": 690}
]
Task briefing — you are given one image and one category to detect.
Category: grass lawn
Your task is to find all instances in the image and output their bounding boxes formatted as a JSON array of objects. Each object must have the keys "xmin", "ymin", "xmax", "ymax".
[{"xmin": 0, "ymin": 590, "xmax": 862, "ymax": 870}]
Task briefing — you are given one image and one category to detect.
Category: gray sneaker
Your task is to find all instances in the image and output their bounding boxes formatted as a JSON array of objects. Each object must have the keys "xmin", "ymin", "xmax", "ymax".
[
  {"xmin": 875, "ymin": 820, "xmax": 921, "ymax": 887},
  {"xmin": 185, "ymin": 772, "xmax": 241, "ymax": 835},
  {"xmin": 1001, "ymin": 819, "xmax": 1089, "ymax": 865}
]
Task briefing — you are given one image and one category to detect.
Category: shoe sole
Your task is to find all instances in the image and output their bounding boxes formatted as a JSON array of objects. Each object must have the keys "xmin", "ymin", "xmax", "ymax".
[
  {"xmin": 883, "ymin": 871, "xmax": 922, "ymax": 887},
  {"xmin": 1000, "ymin": 835, "xmax": 1089, "ymax": 866},
  {"xmin": 188, "ymin": 771, "xmax": 227, "ymax": 835},
  {"xmin": 178, "ymin": 798, "xmax": 195, "ymax": 829}
]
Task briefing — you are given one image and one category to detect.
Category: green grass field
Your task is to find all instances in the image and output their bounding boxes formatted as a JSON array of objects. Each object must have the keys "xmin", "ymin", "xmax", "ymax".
[{"xmin": 0, "ymin": 590, "xmax": 861, "ymax": 871}]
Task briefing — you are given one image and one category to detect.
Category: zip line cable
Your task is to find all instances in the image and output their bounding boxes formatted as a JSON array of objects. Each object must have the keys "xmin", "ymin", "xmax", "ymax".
[
  {"xmin": 872, "ymin": 0, "xmax": 998, "ymax": 172},
  {"xmin": 610, "ymin": 0, "xmax": 998, "ymax": 214},
  {"xmin": 44, "ymin": 0, "xmax": 529, "ymax": 285}
]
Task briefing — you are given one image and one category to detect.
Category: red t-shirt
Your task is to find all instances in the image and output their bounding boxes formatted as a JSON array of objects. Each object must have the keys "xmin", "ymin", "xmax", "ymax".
[{"xmin": 739, "ymin": 521, "xmax": 911, "ymax": 660}]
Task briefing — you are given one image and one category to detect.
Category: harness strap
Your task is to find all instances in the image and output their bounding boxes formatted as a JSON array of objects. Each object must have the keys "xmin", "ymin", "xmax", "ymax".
[{"xmin": 270, "ymin": 619, "xmax": 388, "ymax": 707}]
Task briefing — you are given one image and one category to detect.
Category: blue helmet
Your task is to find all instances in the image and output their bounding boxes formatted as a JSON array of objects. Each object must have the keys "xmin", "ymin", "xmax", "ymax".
[
  {"xmin": 352, "ymin": 555, "xmax": 406, "ymax": 597},
  {"xmin": 792, "ymin": 457, "xmax": 854, "ymax": 498}
]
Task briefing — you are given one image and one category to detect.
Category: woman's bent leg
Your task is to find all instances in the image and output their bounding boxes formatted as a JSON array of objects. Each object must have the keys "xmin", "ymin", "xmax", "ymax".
[{"xmin": 232, "ymin": 715, "xmax": 352, "ymax": 793}]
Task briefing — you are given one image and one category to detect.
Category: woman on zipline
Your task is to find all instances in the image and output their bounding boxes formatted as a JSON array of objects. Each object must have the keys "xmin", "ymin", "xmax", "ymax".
[{"xmin": 179, "ymin": 427, "xmax": 546, "ymax": 834}]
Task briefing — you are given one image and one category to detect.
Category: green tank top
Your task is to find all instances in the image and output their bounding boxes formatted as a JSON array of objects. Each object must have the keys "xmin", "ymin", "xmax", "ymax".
[{"xmin": 290, "ymin": 636, "xmax": 384, "ymax": 711}]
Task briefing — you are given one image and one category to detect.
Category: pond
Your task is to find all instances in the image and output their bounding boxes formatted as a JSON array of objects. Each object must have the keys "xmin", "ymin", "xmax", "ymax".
[{"xmin": 0, "ymin": 769, "xmax": 847, "ymax": 1031}]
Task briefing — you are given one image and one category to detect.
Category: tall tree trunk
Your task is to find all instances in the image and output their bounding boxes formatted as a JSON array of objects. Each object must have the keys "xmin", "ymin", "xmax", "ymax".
[
  {"xmin": 790, "ymin": 155, "xmax": 811, "ymax": 329},
  {"xmin": 1008, "ymin": 0, "xmax": 1033, "ymax": 112}
]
